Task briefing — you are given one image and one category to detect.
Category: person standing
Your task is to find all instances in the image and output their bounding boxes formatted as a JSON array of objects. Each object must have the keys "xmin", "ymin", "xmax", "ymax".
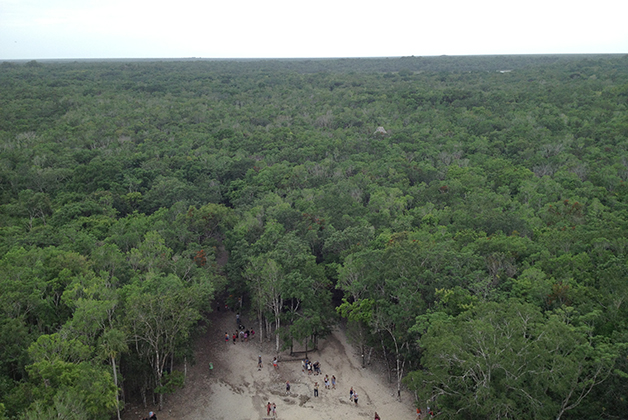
[
  {"xmin": 314, "ymin": 382, "xmax": 319, "ymax": 397},
  {"xmin": 258, "ymin": 355, "xmax": 263, "ymax": 370},
  {"xmin": 225, "ymin": 332, "xmax": 229, "ymax": 344},
  {"xmin": 232, "ymin": 332, "xmax": 237, "ymax": 344},
  {"xmin": 374, "ymin": 412, "xmax": 381, "ymax": 420},
  {"xmin": 266, "ymin": 402, "xmax": 271, "ymax": 416},
  {"xmin": 332, "ymin": 375, "xmax": 336, "ymax": 389},
  {"xmin": 272, "ymin": 402, "xmax": 277, "ymax": 417},
  {"xmin": 286, "ymin": 381, "xmax": 291, "ymax": 394},
  {"xmin": 349, "ymin": 387, "xmax": 354, "ymax": 401},
  {"xmin": 273, "ymin": 357, "xmax": 278, "ymax": 370},
  {"xmin": 353, "ymin": 391, "xmax": 359, "ymax": 405}
]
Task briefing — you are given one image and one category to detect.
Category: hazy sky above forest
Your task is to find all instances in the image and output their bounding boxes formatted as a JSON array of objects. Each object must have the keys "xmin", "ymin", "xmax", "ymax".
[{"xmin": 1, "ymin": 0, "xmax": 626, "ymax": 60}]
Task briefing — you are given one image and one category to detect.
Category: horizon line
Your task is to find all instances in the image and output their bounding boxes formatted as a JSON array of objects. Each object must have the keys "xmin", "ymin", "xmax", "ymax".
[{"xmin": 3, "ymin": 53, "xmax": 627, "ymax": 62}]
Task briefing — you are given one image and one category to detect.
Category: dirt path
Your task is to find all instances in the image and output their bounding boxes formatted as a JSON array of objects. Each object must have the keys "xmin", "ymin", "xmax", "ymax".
[{"xmin": 123, "ymin": 309, "xmax": 417, "ymax": 420}]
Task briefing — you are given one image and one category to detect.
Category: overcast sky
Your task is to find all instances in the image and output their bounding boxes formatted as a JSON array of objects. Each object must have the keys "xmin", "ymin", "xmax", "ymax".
[{"xmin": 1, "ymin": 0, "xmax": 626, "ymax": 60}]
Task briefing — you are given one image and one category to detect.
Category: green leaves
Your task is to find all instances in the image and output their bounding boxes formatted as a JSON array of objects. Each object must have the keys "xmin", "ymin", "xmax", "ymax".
[
  {"xmin": 28, "ymin": 333, "xmax": 92, "ymax": 364},
  {"xmin": 408, "ymin": 301, "xmax": 618, "ymax": 419},
  {"xmin": 25, "ymin": 361, "xmax": 117, "ymax": 418},
  {"xmin": 3, "ymin": 55, "xmax": 628, "ymax": 419}
]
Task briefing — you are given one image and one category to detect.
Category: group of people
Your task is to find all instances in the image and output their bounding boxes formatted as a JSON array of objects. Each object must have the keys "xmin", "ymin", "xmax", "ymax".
[
  {"xmin": 257, "ymin": 355, "xmax": 279, "ymax": 371},
  {"xmin": 349, "ymin": 386, "xmax": 359, "ymax": 405},
  {"xmin": 226, "ymin": 314, "xmax": 255, "ymax": 344},
  {"xmin": 266, "ymin": 401, "xmax": 277, "ymax": 417},
  {"xmin": 416, "ymin": 406, "xmax": 434, "ymax": 419},
  {"xmin": 301, "ymin": 358, "xmax": 321, "ymax": 375},
  {"xmin": 323, "ymin": 374, "xmax": 335, "ymax": 389},
  {"xmin": 310, "ymin": 376, "xmax": 346, "ymax": 400},
  {"xmin": 225, "ymin": 328, "xmax": 255, "ymax": 345}
]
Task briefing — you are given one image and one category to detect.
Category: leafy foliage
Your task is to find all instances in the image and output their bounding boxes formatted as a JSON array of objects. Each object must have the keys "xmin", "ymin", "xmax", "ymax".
[{"xmin": 1, "ymin": 54, "xmax": 628, "ymax": 418}]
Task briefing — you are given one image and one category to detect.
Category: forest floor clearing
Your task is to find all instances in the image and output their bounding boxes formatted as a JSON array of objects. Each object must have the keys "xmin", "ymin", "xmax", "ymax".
[{"xmin": 122, "ymin": 308, "xmax": 417, "ymax": 420}]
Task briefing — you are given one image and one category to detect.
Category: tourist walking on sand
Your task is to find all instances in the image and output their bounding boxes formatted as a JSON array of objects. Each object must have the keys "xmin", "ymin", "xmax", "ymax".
[
  {"xmin": 258, "ymin": 355, "xmax": 263, "ymax": 370},
  {"xmin": 273, "ymin": 357, "xmax": 278, "ymax": 370},
  {"xmin": 349, "ymin": 387, "xmax": 354, "ymax": 401},
  {"xmin": 324, "ymin": 375, "xmax": 330, "ymax": 389},
  {"xmin": 314, "ymin": 382, "xmax": 319, "ymax": 397},
  {"xmin": 286, "ymin": 381, "xmax": 291, "ymax": 394},
  {"xmin": 354, "ymin": 391, "xmax": 359, "ymax": 405},
  {"xmin": 272, "ymin": 402, "xmax": 277, "ymax": 417},
  {"xmin": 267, "ymin": 402, "xmax": 271, "ymax": 416},
  {"xmin": 332, "ymin": 375, "xmax": 336, "ymax": 389}
]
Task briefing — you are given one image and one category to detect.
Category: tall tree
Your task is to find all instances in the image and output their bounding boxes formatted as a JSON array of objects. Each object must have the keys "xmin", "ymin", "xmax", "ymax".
[
  {"xmin": 406, "ymin": 301, "xmax": 617, "ymax": 419},
  {"xmin": 123, "ymin": 273, "xmax": 210, "ymax": 411}
]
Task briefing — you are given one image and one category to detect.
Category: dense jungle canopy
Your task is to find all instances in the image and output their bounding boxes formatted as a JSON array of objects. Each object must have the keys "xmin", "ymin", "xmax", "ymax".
[{"xmin": 1, "ymin": 54, "xmax": 628, "ymax": 419}]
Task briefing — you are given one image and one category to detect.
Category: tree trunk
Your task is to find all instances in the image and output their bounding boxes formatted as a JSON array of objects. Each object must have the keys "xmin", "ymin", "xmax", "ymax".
[
  {"xmin": 380, "ymin": 333, "xmax": 391, "ymax": 383},
  {"xmin": 389, "ymin": 332, "xmax": 406, "ymax": 401},
  {"xmin": 396, "ymin": 355, "xmax": 405, "ymax": 401},
  {"xmin": 141, "ymin": 387, "xmax": 147, "ymax": 408},
  {"xmin": 275, "ymin": 316, "xmax": 281, "ymax": 353},
  {"xmin": 156, "ymin": 353, "xmax": 164, "ymax": 411},
  {"xmin": 111, "ymin": 356, "xmax": 121, "ymax": 420},
  {"xmin": 360, "ymin": 342, "xmax": 365, "ymax": 368},
  {"xmin": 265, "ymin": 318, "xmax": 272, "ymax": 342}
]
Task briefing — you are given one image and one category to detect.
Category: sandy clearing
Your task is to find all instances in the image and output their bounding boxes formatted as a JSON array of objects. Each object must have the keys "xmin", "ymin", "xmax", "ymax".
[{"xmin": 123, "ymin": 309, "xmax": 417, "ymax": 420}]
